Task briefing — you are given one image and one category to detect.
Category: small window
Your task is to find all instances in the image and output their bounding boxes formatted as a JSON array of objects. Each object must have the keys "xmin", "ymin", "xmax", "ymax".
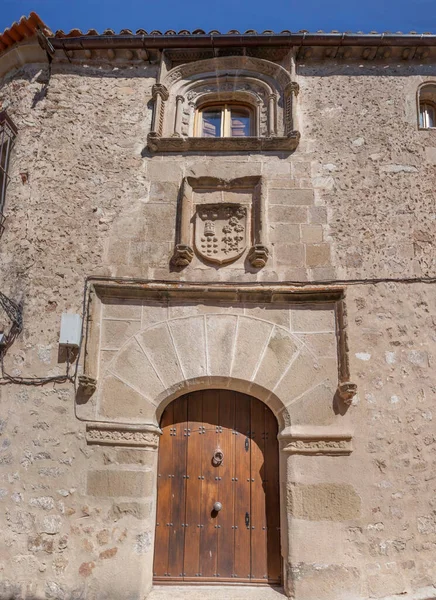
[
  {"xmin": 197, "ymin": 104, "xmax": 252, "ymax": 138},
  {"xmin": 0, "ymin": 111, "xmax": 17, "ymax": 230},
  {"xmin": 418, "ymin": 83, "xmax": 436, "ymax": 130},
  {"xmin": 419, "ymin": 102, "xmax": 436, "ymax": 129}
]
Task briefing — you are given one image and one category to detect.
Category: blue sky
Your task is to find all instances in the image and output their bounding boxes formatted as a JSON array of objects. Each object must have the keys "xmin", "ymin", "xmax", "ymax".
[{"xmin": 2, "ymin": 0, "xmax": 436, "ymax": 35}]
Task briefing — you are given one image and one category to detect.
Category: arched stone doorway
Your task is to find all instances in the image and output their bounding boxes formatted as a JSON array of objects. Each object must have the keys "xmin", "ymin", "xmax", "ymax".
[{"xmin": 153, "ymin": 389, "xmax": 281, "ymax": 586}]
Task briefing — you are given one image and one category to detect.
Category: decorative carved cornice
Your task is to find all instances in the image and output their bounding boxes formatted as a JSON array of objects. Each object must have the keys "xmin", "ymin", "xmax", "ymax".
[
  {"xmin": 279, "ymin": 427, "xmax": 353, "ymax": 455},
  {"xmin": 147, "ymin": 133, "xmax": 300, "ymax": 153},
  {"xmin": 86, "ymin": 423, "xmax": 160, "ymax": 448},
  {"xmin": 282, "ymin": 438, "xmax": 352, "ymax": 455}
]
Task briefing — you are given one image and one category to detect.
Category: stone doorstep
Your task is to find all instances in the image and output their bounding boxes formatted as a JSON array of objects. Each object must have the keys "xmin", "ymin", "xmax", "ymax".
[{"xmin": 148, "ymin": 585, "xmax": 287, "ymax": 599}]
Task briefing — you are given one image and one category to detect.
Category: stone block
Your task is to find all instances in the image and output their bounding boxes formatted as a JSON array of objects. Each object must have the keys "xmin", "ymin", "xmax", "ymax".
[
  {"xmin": 269, "ymin": 189, "xmax": 314, "ymax": 206},
  {"xmin": 148, "ymin": 160, "xmax": 183, "ymax": 182},
  {"xmin": 309, "ymin": 206, "xmax": 327, "ymax": 224},
  {"xmin": 289, "ymin": 563, "xmax": 362, "ymax": 600},
  {"xmin": 169, "ymin": 316, "xmax": 207, "ymax": 379},
  {"xmin": 144, "ymin": 204, "xmax": 177, "ymax": 242},
  {"xmin": 288, "ymin": 483, "xmax": 361, "ymax": 520},
  {"xmin": 87, "ymin": 470, "xmax": 153, "ymax": 497},
  {"xmin": 268, "ymin": 178, "xmax": 299, "ymax": 189},
  {"xmin": 110, "ymin": 338, "xmax": 165, "ymax": 401},
  {"xmin": 103, "ymin": 299, "xmax": 142, "ymax": 320},
  {"xmin": 295, "ymin": 332, "xmax": 337, "ymax": 358},
  {"xmin": 275, "ymin": 353, "xmax": 337, "ymax": 404},
  {"xmin": 310, "ymin": 267, "xmax": 336, "ymax": 280},
  {"xmin": 291, "ymin": 306, "xmax": 336, "ymax": 332},
  {"xmin": 274, "ymin": 244, "xmax": 305, "ymax": 267},
  {"xmin": 301, "ymin": 224, "xmax": 323, "ymax": 243},
  {"xmin": 98, "ymin": 375, "xmax": 156, "ymax": 420},
  {"xmin": 262, "ymin": 160, "xmax": 292, "ymax": 176},
  {"xmin": 306, "ymin": 243, "xmax": 331, "ymax": 267},
  {"xmin": 205, "ymin": 314, "xmax": 238, "ymax": 376},
  {"xmin": 231, "ymin": 317, "xmax": 273, "ymax": 381},
  {"xmin": 116, "ymin": 449, "xmax": 156, "ymax": 466},
  {"xmin": 100, "ymin": 319, "xmax": 142, "ymax": 351},
  {"xmin": 136, "ymin": 323, "xmax": 184, "ymax": 388},
  {"xmin": 269, "ymin": 205, "xmax": 308, "ymax": 224},
  {"xmin": 244, "ymin": 306, "xmax": 290, "ymax": 328},
  {"xmin": 254, "ymin": 327, "xmax": 299, "ymax": 391},
  {"xmin": 149, "ymin": 181, "xmax": 179, "ymax": 202},
  {"xmin": 142, "ymin": 302, "xmax": 168, "ymax": 328},
  {"xmin": 290, "ymin": 382, "xmax": 337, "ymax": 426},
  {"xmin": 268, "ymin": 223, "xmax": 300, "ymax": 243},
  {"xmin": 128, "ymin": 242, "xmax": 170, "ymax": 268}
]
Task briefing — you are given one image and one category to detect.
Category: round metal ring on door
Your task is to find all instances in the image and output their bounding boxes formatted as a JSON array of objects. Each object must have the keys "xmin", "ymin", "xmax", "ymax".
[{"xmin": 212, "ymin": 449, "xmax": 224, "ymax": 466}]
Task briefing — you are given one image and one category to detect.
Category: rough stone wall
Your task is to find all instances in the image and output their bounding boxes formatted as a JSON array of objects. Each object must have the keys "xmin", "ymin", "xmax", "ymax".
[
  {"xmin": 0, "ymin": 54, "xmax": 435, "ymax": 600},
  {"xmin": 297, "ymin": 63, "xmax": 436, "ymax": 279},
  {"xmin": 288, "ymin": 282, "xmax": 436, "ymax": 599}
]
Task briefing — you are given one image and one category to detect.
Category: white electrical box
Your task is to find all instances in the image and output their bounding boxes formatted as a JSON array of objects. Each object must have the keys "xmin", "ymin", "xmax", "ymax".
[{"xmin": 59, "ymin": 313, "xmax": 82, "ymax": 347}]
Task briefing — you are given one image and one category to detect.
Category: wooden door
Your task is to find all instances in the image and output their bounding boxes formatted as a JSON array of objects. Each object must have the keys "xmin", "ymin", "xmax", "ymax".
[{"xmin": 153, "ymin": 389, "xmax": 281, "ymax": 585}]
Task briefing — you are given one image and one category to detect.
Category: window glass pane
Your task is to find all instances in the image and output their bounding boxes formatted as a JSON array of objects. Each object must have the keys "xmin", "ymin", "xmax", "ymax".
[
  {"xmin": 420, "ymin": 103, "xmax": 435, "ymax": 128},
  {"xmin": 230, "ymin": 108, "xmax": 251, "ymax": 137},
  {"xmin": 201, "ymin": 110, "xmax": 222, "ymax": 137},
  {"xmin": 427, "ymin": 105, "xmax": 435, "ymax": 128}
]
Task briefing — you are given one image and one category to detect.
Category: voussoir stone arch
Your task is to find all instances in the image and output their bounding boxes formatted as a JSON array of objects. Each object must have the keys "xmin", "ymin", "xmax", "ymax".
[
  {"xmin": 96, "ymin": 314, "xmax": 338, "ymax": 431},
  {"xmin": 161, "ymin": 56, "xmax": 292, "ymax": 91}
]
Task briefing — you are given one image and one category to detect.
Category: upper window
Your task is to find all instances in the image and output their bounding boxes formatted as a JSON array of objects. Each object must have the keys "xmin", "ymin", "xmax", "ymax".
[
  {"xmin": 196, "ymin": 104, "xmax": 253, "ymax": 138},
  {"xmin": 418, "ymin": 83, "xmax": 436, "ymax": 129},
  {"xmin": 0, "ymin": 111, "xmax": 18, "ymax": 233}
]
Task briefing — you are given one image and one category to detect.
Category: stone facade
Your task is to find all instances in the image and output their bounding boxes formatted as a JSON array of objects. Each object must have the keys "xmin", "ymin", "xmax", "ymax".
[{"xmin": 0, "ymin": 22, "xmax": 435, "ymax": 600}]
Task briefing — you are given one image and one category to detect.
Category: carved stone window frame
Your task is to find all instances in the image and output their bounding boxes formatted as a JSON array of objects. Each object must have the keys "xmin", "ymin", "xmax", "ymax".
[
  {"xmin": 147, "ymin": 56, "xmax": 299, "ymax": 152},
  {"xmin": 172, "ymin": 175, "xmax": 269, "ymax": 269}
]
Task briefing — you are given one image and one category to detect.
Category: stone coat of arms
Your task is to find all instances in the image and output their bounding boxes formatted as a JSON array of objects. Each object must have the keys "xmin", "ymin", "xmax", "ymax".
[{"xmin": 194, "ymin": 204, "xmax": 248, "ymax": 264}]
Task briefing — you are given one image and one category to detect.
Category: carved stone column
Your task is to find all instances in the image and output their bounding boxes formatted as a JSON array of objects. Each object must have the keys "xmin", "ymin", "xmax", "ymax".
[
  {"xmin": 284, "ymin": 81, "xmax": 299, "ymax": 136},
  {"xmin": 268, "ymin": 93, "xmax": 278, "ymax": 136},
  {"xmin": 150, "ymin": 83, "xmax": 169, "ymax": 136},
  {"xmin": 173, "ymin": 95, "xmax": 184, "ymax": 137}
]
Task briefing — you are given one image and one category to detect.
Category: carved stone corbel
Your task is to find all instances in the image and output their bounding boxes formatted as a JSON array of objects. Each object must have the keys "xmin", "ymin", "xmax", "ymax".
[
  {"xmin": 336, "ymin": 381, "xmax": 357, "ymax": 406},
  {"xmin": 172, "ymin": 244, "xmax": 194, "ymax": 266},
  {"xmin": 248, "ymin": 244, "xmax": 269, "ymax": 268},
  {"xmin": 78, "ymin": 375, "xmax": 97, "ymax": 396}
]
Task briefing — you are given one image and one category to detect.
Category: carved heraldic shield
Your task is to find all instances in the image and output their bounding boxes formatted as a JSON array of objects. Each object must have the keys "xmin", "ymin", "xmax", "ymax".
[{"xmin": 194, "ymin": 204, "xmax": 248, "ymax": 264}]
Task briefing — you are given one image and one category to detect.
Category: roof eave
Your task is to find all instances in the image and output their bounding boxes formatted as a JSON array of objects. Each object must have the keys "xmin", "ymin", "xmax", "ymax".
[{"xmin": 48, "ymin": 32, "xmax": 436, "ymax": 51}]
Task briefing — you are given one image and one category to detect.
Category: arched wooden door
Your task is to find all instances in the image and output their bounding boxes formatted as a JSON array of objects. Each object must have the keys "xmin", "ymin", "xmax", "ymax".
[{"xmin": 153, "ymin": 389, "xmax": 281, "ymax": 585}]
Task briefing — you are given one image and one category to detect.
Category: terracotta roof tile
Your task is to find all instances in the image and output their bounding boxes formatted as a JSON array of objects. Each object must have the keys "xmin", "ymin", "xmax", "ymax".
[
  {"xmin": 50, "ymin": 28, "xmax": 436, "ymax": 37},
  {"xmin": 0, "ymin": 12, "xmax": 51, "ymax": 54}
]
